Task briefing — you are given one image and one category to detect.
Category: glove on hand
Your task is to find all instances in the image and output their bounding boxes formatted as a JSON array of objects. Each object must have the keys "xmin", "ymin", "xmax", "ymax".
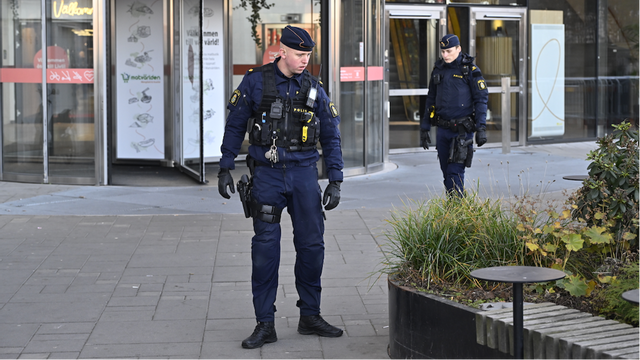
[
  {"xmin": 217, "ymin": 168, "xmax": 235, "ymax": 199},
  {"xmin": 323, "ymin": 181, "xmax": 341, "ymax": 211},
  {"xmin": 420, "ymin": 129, "xmax": 431, "ymax": 150},
  {"xmin": 475, "ymin": 129, "xmax": 487, "ymax": 147}
]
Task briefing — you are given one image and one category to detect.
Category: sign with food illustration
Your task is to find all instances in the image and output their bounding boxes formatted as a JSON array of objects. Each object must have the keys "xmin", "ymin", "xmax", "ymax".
[
  {"xmin": 115, "ymin": 0, "xmax": 165, "ymax": 159},
  {"xmin": 181, "ymin": 0, "xmax": 225, "ymax": 159}
]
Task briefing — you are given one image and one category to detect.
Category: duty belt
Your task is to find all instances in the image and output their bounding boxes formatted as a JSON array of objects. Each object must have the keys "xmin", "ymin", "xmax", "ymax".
[{"xmin": 435, "ymin": 116, "xmax": 471, "ymax": 130}]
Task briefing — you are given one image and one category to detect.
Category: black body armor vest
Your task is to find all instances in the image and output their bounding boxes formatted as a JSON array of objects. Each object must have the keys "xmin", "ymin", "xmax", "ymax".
[{"xmin": 246, "ymin": 64, "xmax": 320, "ymax": 151}]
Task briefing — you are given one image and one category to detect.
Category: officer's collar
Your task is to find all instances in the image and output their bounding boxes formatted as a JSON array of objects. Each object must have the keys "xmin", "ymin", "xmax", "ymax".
[{"xmin": 273, "ymin": 57, "xmax": 305, "ymax": 84}]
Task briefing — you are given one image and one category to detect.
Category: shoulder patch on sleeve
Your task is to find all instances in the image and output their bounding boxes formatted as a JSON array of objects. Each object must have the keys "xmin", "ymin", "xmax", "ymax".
[
  {"xmin": 477, "ymin": 79, "xmax": 487, "ymax": 91},
  {"xmin": 329, "ymin": 102, "xmax": 339, "ymax": 118},
  {"xmin": 229, "ymin": 89, "xmax": 241, "ymax": 106}
]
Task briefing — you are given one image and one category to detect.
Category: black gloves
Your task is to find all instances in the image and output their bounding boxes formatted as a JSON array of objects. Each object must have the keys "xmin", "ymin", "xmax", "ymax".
[
  {"xmin": 475, "ymin": 128, "xmax": 487, "ymax": 147},
  {"xmin": 323, "ymin": 181, "xmax": 341, "ymax": 211},
  {"xmin": 217, "ymin": 168, "xmax": 235, "ymax": 199},
  {"xmin": 420, "ymin": 129, "xmax": 431, "ymax": 150}
]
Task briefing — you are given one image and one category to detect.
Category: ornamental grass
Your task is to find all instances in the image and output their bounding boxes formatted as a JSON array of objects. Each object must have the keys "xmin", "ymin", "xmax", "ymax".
[{"xmin": 381, "ymin": 189, "xmax": 523, "ymax": 289}]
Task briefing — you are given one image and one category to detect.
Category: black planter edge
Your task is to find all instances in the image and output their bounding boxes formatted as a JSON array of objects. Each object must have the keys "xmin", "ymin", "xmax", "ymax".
[{"xmin": 388, "ymin": 276, "xmax": 512, "ymax": 359}]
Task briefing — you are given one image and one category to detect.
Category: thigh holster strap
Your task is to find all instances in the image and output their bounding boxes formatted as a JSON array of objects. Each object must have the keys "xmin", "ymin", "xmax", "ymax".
[{"xmin": 252, "ymin": 203, "xmax": 283, "ymax": 224}]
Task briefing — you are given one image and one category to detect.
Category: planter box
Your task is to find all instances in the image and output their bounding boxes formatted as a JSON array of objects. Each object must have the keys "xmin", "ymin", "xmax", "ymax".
[{"xmin": 388, "ymin": 277, "xmax": 511, "ymax": 359}]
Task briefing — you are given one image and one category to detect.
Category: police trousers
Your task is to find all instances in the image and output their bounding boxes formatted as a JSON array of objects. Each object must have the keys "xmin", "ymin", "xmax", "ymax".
[
  {"xmin": 436, "ymin": 127, "xmax": 473, "ymax": 195},
  {"xmin": 250, "ymin": 163, "xmax": 325, "ymax": 322}
]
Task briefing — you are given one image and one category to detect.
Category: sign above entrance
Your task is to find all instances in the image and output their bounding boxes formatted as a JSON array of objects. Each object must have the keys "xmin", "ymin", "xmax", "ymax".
[{"xmin": 53, "ymin": 0, "xmax": 93, "ymax": 20}]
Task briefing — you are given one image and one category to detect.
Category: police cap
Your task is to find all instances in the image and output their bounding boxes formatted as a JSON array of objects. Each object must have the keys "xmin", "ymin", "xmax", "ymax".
[
  {"xmin": 440, "ymin": 34, "xmax": 460, "ymax": 49},
  {"xmin": 281, "ymin": 25, "xmax": 315, "ymax": 52}
]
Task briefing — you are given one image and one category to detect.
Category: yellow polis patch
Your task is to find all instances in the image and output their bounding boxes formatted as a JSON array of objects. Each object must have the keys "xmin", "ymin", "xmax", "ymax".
[
  {"xmin": 477, "ymin": 79, "xmax": 487, "ymax": 91},
  {"xmin": 229, "ymin": 89, "xmax": 241, "ymax": 106},
  {"xmin": 329, "ymin": 102, "xmax": 339, "ymax": 117}
]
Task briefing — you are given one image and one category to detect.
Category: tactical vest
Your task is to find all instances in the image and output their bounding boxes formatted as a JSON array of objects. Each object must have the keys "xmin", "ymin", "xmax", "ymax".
[{"xmin": 247, "ymin": 64, "xmax": 320, "ymax": 151}]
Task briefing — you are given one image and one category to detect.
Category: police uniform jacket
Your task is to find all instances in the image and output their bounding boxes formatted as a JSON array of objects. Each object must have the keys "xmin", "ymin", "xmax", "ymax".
[
  {"xmin": 423, "ymin": 52, "xmax": 488, "ymax": 131},
  {"xmin": 220, "ymin": 57, "xmax": 344, "ymax": 182}
]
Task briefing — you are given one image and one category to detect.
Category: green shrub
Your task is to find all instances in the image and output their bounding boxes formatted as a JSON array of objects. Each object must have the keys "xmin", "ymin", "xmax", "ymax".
[
  {"xmin": 380, "ymin": 190, "xmax": 523, "ymax": 288},
  {"xmin": 593, "ymin": 261, "xmax": 639, "ymax": 326},
  {"xmin": 511, "ymin": 195, "xmax": 614, "ymax": 296},
  {"xmin": 569, "ymin": 121, "xmax": 639, "ymax": 254},
  {"xmin": 380, "ymin": 187, "xmax": 627, "ymax": 298}
]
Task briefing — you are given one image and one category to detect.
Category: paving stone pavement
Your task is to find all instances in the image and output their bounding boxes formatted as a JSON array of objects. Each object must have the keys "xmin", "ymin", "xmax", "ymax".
[{"xmin": 0, "ymin": 142, "xmax": 597, "ymax": 359}]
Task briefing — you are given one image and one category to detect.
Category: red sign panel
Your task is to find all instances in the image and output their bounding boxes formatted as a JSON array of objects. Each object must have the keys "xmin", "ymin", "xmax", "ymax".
[
  {"xmin": 367, "ymin": 66, "xmax": 384, "ymax": 81},
  {"xmin": 47, "ymin": 69, "xmax": 94, "ymax": 83},
  {"xmin": 0, "ymin": 68, "xmax": 94, "ymax": 84},
  {"xmin": 340, "ymin": 67, "xmax": 365, "ymax": 82}
]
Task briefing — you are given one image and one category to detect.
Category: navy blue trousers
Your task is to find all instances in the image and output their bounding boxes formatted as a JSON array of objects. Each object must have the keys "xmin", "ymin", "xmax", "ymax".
[
  {"xmin": 250, "ymin": 163, "xmax": 324, "ymax": 322},
  {"xmin": 435, "ymin": 127, "xmax": 473, "ymax": 195}
]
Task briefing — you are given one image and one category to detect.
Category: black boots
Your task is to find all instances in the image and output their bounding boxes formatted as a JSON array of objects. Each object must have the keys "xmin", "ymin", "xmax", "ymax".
[
  {"xmin": 241, "ymin": 321, "xmax": 277, "ymax": 349},
  {"xmin": 242, "ymin": 316, "xmax": 342, "ymax": 349},
  {"xmin": 298, "ymin": 315, "xmax": 344, "ymax": 337}
]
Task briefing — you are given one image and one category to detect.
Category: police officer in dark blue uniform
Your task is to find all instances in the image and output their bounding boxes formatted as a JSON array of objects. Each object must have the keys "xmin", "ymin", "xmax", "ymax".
[
  {"xmin": 421, "ymin": 34, "xmax": 489, "ymax": 196},
  {"xmin": 217, "ymin": 25, "xmax": 344, "ymax": 349}
]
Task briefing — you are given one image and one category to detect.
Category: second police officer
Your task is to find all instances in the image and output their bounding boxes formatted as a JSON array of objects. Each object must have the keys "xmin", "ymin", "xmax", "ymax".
[
  {"xmin": 217, "ymin": 25, "xmax": 345, "ymax": 349},
  {"xmin": 421, "ymin": 34, "xmax": 489, "ymax": 196}
]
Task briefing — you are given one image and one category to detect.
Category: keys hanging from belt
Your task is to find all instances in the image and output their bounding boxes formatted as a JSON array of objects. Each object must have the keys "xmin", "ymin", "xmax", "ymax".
[{"xmin": 265, "ymin": 136, "xmax": 279, "ymax": 164}]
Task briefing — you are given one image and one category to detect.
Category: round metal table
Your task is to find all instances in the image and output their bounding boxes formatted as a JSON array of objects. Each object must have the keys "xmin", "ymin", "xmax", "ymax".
[
  {"xmin": 470, "ymin": 266, "xmax": 566, "ymax": 359},
  {"xmin": 622, "ymin": 289, "xmax": 639, "ymax": 305}
]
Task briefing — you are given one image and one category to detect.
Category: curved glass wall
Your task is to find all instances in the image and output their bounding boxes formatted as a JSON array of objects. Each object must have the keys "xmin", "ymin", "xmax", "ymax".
[
  {"xmin": 230, "ymin": 0, "xmax": 384, "ymax": 176},
  {"xmin": 47, "ymin": 0, "xmax": 95, "ymax": 181},
  {"xmin": 335, "ymin": 0, "xmax": 384, "ymax": 173},
  {"xmin": 1, "ymin": 0, "xmax": 44, "ymax": 180},
  {"xmin": 0, "ymin": 0, "xmax": 95, "ymax": 184},
  {"xmin": 339, "ymin": 0, "xmax": 365, "ymax": 169},
  {"xmin": 366, "ymin": 0, "xmax": 384, "ymax": 167},
  {"xmin": 229, "ymin": 0, "xmax": 323, "ymax": 162}
]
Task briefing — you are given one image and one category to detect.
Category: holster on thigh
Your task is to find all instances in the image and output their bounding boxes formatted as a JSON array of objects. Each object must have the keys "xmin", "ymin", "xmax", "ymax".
[{"xmin": 252, "ymin": 202, "xmax": 284, "ymax": 224}]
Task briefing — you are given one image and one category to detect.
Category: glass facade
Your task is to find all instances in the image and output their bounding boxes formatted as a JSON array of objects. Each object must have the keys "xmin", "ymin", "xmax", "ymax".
[
  {"xmin": 529, "ymin": 0, "xmax": 596, "ymax": 141},
  {"xmin": 47, "ymin": 0, "xmax": 95, "ymax": 179},
  {"xmin": 366, "ymin": 0, "xmax": 384, "ymax": 166},
  {"xmin": 230, "ymin": 0, "xmax": 385, "ymax": 174},
  {"xmin": 230, "ymin": 0, "xmax": 323, "ymax": 158},
  {"xmin": 601, "ymin": 0, "xmax": 638, "ymax": 132},
  {"xmin": 387, "ymin": 14, "xmax": 440, "ymax": 149},
  {"xmin": 0, "ymin": 0, "xmax": 94, "ymax": 183},
  {"xmin": 1, "ymin": 0, "xmax": 44, "ymax": 179},
  {"xmin": 0, "ymin": 0, "xmax": 636, "ymax": 185},
  {"xmin": 339, "ymin": 0, "xmax": 365, "ymax": 169}
]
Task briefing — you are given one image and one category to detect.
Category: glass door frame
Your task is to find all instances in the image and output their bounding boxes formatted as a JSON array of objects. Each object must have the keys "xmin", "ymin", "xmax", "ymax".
[
  {"xmin": 469, "ymin": 6, "xmax": 527, "ymax": 147},
  {"xmin": 174, "ymin": 0, "xmax": 205, "ymax": 184},
  {"xmin": 383, "ymin": 3, "xmax": 446, "ymax": 155}
]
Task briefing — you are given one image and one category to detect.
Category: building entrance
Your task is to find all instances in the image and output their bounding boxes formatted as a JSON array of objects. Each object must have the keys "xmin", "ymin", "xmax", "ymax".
[
  {"xmin": 109, "ymin": 0, "xmax": 227, "ymax": 185},
  {"xmin": 385, "ymin": 4, "xmax": 445, "ymax": 150},
  {"xmin": 384, "ymin": 3, "xmax": 527, "ymax": 150},
  {"xmin": 0, "ymin": 0, "xmax": 97, "ymax": 185}
]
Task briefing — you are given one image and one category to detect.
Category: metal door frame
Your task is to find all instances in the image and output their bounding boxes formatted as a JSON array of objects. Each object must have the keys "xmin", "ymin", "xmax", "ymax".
[
  {"xmin": 174, "ymin": 0, "xmax": 205, "ymax": 183},
  {"xmin": 383, "ymin": 4, "xmax": 446, "ymax": 158},
  {"xmin": 469, "ymin": 6, "xmax": 528, "ymax": 146}
]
